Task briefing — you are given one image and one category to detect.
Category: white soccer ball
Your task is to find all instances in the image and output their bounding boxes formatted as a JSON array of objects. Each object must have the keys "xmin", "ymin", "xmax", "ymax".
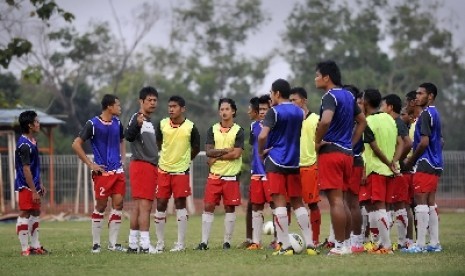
[
  {"xmin": 289, "ymin": 233, "xmax": 304, "ymax": 254},
  {"xmin": 262, "ymin": 220, "xmax": 274, "ymax": 235}
]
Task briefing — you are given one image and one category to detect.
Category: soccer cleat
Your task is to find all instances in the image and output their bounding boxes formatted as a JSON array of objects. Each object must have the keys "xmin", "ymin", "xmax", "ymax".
[
  {"xmin": 237, "ymin": 240, "xmax": 252, "ymax": 249},
  {"xmin": 401, "ymin": 244, "xmax": 424, "ymax": 253},
  {"xmin": 140, "ymin": 244, "xmax": 162, "ymax": 254},
  {"xmin": 363, "ymin": 241, "xmax": 376, "ymax": 251},
  {"xmin": 246, "ymin": 243, "xmax": 261, "ymax": 250},
  {"xmin": 127, "ymin": 246, "xmax": 139, "ymax": 254},
  {"xmin": 170, "ymin": 242, "xmax": 185, "ymax": 252},
  {"xmin": 351, "ymin": 245, "xmax": 365, "ymax": 253},
  {"xmin": 154, "ymin": 241, "xmax": 165, "ymax": 252},
  {"xmin": 223, "ymin": 242, "xmax": 231, "ymax": 249},
  {"xmin": 267, "ymin": 241, "xmax": 278, "ymax": 250},
  {"xmin": 108, "ymin": 243, "xmax": 127, "ymax": 252},
  {"xmin": 91, "ymin": 244, "xmax": 101, "ymax": 253},
  {"xmin": 272, "ymin": 246, "xmax": 294, "ymax": 256},
  {"xmin": 425, "ymin": 244, "xmax": 442, "ymax": 253},
  {"xmin": 305, "ymin": 246, "xmax": 319, "ymax": 256},
  {"xmin": 30, "ymin": 246, "xmax": 49, "ymax": 255},
  {"xmin": 320, "ymin": 238, "xmax": 335, "ymax": 249},
  {"xmin": 327, "ymin": 247, "xmax": 345, "ymax": 256},
  {"xmin": 194, "ymin": 242, "xmax": 209, "ymax": 250},
  {"xmin": 21, "ymin": 249, "xmax": 30, "ymax": 256},
  {"xmin": 369, "ymin": 247, "xmax": 394, "ymax": 255}
]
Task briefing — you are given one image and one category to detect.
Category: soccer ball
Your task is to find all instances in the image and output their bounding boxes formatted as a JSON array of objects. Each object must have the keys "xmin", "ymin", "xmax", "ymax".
[
  {"xmin": 262, "ymin": 220, "xmax": 274, "ymax": 235},
  {"xmin": 289, "ymin": 233, "xmax": 304, "ymax": 254}
]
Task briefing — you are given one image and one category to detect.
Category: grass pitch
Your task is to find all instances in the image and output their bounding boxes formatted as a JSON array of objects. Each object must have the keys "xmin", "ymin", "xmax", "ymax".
[{"xmin": 1, "ymin": 211, "xmax": 464, "ymax": 275}]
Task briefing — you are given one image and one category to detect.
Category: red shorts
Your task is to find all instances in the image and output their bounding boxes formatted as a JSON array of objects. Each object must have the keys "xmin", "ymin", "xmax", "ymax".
[
  {"xmin": 18, "ymin": 189, "xmax": 41, "ymax": 211},
  {"xmin": 249, "ymin": 175, "xmax": 271, "ymax": 204},
  {"xmin": 318, "ymin": 152, "xmax": 353, "ymax": 191},
  {"xmin": 157, "ymin": 169, "xmax": 191, "ymax": 199},
  {"xmin": 402, "ymin": 173, "xmax": 414, "ymax": 204},
  {"xmin": 413, "ymin": 172, "xmax": 439, "ymax": 193},
  {"xmin": 366, "ymin": 173, "xmax": 394, "ymax": 202},
  {"xmin": 204, "ymin": 174, "xmax": 241, "ymax": 206},
  {"xmin": 300, "ymin": 165, "xmax": 320, "ymax": 204},
  {"xmin": 129, "ymin": 161, "xmax": 158, "ymax": 200},
  {"xmin": 387, "ymin": 175, "xmax": 409, "ymax": 203},
  {"xmin": 267, "ymin": 172, "xmax": 301, "ymax": 198},
  {"xmin": 92, "ymin": 172, "xmax": 126, "ymax": 200},
  {"xmin": 348, "ymin": 165, "xmax": 363, "ymax": 195},
  {"xmin": 359, "ymin": 182, "xmax": 371, "ymax": 202}
]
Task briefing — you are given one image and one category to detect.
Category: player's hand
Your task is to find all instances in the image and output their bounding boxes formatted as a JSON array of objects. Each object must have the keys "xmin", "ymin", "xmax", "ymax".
[
  {"xmin": 390, "ymin": 162, "xmax": 401, "ymax": 176},
  {"xmin": 136, "ymin": 112, "xmax": 145, "ymax": 126},
  {"xmin": 360, "ymin": 172, "xmax": 367, "ymax": 186},
  {"xmin": 39, "ymin": 184, "xmax": 46, "ymax": 197},
  {"xmin": 32, "ymin": 191, "xmax": 41, "ymax": 204},
  {"xmin": 89, "ymin": 163, "xmax": 106, "ymax": 173},
  {"xmin": 207, "ymin": 157, "xmax": 217, "ymax": 167}
]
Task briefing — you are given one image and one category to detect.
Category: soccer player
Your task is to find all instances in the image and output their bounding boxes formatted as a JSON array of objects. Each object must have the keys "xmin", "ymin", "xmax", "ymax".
[
  {"xmin": 289, "ymin": 87, "xmax": 321, "ymax": 246},
  {"xmin": 403, "ymin": 83, "xmax": 443, "ymax": 253},
  {"xmin": 314, "ymin": 61, "xmax": 366, "ymax": 255},
  {"xmin": 258, "ymin": 79, "xmax": 318, "ymax": 256},
  {"xmin": 196, "ymin": 98, "xmax": 244, "ymax": 250},
  {"xmin": 245, "ymin": 96, "xmax": 272, "ymax": 250},
  {"xmin": 362, "ymin": 89, "xmax": 402, "ymax": 254},
  {"xmin": 15, "ymin": 111, "xmax": 48, "ymax": 256},
  {"xmin": 155, "ymin": 95, "xmax": 201, "ymax": 252},
  {"xmin": 72, "ymin": 94, "xmax": 126, "ymax": 253},
  {"xmin": 124, "ymin": 87, "xmax": 159, "ymax": 254},
  {"xmin": 380, "ymin": 94, "xmax": 412, "ymax": 249}
]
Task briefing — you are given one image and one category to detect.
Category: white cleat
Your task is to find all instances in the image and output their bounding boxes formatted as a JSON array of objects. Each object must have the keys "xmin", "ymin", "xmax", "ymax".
[{"xmin": 170, "ymin": 242, "xmax": 186, "ymax": 252}]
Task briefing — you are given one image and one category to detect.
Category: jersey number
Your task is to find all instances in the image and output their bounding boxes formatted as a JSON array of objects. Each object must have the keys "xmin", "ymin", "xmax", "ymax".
[{"xmin": 99, "ymin": 187, "xmax": 106, "ymax": 197}]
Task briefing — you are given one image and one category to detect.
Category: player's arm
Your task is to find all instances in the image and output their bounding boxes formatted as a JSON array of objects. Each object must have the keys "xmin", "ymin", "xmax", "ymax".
[
  {"xmin": 219, "ymin": 127, "xmax": 244, "ymax": 160},
  {"xmin": 258, "ymin": 108, "xmax": 276, "ymax": 158},
  {"xmin": 125, "ymin": 113, "xmax": 142, "ymax": 142},
  {"xmin": 190, "ymin": 124, "xmax": 201, "ymax": 160},
  {"xmin": 364, "ymin": 125, "xmax": 391, "ymax": 167},
  {"xmin": 352, "ymin": 105, "xmax": 366, "ymax": 147},
  {"xmin": 156, "ymin": 120, "xmax": 163, "ymax": 150},
  {"xmin": 406, "ymin": 112, "xmax": 431, "ymax": 168},
  {"xmin": 390, "ymin": 135, "xmax": 403, "ymax": 173},
  {"xmin": 400, "ymin": 135, "xmax": 413, "ymax": 161},
  {"xmin": 72, "ymin": 121, "xmax": 105, "ymax": 172},
  {"xmin": 205, "ymin": 127, "xmax": 230, "ymax": 158}
]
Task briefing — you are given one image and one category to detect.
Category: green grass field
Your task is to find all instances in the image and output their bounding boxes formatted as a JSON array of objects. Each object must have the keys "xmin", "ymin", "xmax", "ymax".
[{"xmin": 1, "ymin": 211, "xmax": 464, "ymax": 275}]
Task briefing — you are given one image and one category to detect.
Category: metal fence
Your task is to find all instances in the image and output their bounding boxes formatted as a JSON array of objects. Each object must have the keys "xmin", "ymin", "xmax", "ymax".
[{"xmin": 1, "ymin": 151, "xmax": 464, "ymax": 214}]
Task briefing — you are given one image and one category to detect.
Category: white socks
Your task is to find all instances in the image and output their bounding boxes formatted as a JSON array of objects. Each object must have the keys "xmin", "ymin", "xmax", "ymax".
[
  {"xmin": 252, "ymin": 210, "xmax": 264, "ymax": 245},
  {"xmin": 29, "ymin": 215, "xmax": 41, "ymax": 248},
  {"xmin": 91, "ymin": 210, "xmax": 104, "ymax": 245},
  {"xmin": 428, "ymin": 205, "xmax": 440, "ymax": 246},
  {"xmin": 376, "ymin": 209, "xmax": 391, "ymax": 248},
  {"xmin": 224, "ymin": 212, "xmax": 236, "ymax": 244},
  {"xmin": 394, "ymin": 208, "xmax": 408, "ymax": 245},
  {"xmin": 154, "ymin": 211, "xmax": 167, "ymax": 246},
  {"xmin": 275, "ymin": 207, "xmax": 290, "ymax": 249},
  {"xmin": 128, "ymin": 229, "xmax": 140, "ymax": 249},
  {"xmin": 17, "ymin": 217, "xmax": 29, "ymax": 251},
  {"xmin": 295, "ymin": 207, "xmax": 314, "ymax": 247},
  {"xmin": 201, "ymin": 212, "xmax": 214, "ymax": 244},
  {"xmin": 108, "ymin": 209, "xmax": 122, "ymax": 247},
  {"xmin": 176, "ymin": 208, "xmax": 188, "ymax": 246},
  {"xmin": 140, "ymin": 231, "xmax": 151, "ymax": 249},
  {"xmin": 415, "ymin": 205, "xmax": 430, "ymax": 247},
  {"xmin": 328, "ymin": 222, "xmax": 335, "ymax": 243}
]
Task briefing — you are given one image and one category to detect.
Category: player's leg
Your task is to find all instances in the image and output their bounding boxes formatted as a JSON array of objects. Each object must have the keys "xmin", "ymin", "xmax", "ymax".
[
  {"xmin": 346, "ymin": 192, "xmax": 363, "ymax": 252},
  {"xmin": 268, "ymin": 172, "xmax": 292, "ymax": 254},
  {"xmin": 170, "ymin": 174, "xmax": 191, "ymax": 251},
  {"xmin": 370, "ymin": 175, "xmax": 391, "ymax": 252},
  {"xmin": 222, "ymin": 179, "xmax": 241, "ymax": 249},
  {"xmin": 301, "ymin": 166, "xmax": 321, "ymax": 246},
  {"xmin": 17, "ymin": 191, "xmax": 32, "ymax": 256},
  {"xmin": 128, "ymin": 199, "xmax": 140, "ymax": 252},
  {"xmin": 247, "ymin": 177, "xmax": 266, "ymax": 249},
  {"xmin": 326, "ymin": 189, "xmax": 348, "ymax": 254},
  {"xmin": 108, "ymin": 192, "xmax": 124, "ymax": 251},
  {"xmin": 427, "ymin": 189, "xmax": 441, "ymax": 251},
  {"xmin": 28, "ymin": 208, "xmax": 48, "ymax": 254},
  {"xmin": 408, "ymin": 172, "xmax": 432, "ymax": 252},
  {"xmin": 196, "ymin": 177, "xmax": 221, "ymax": 250}
]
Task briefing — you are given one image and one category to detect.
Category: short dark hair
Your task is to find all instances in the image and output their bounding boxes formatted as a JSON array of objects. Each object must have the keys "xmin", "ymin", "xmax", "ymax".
[
  {"xmin": 382, "ymin": 94, "xmax": 402, "ymax": 114},
  {"xmin": 139, "ymin": 86, "xmax": 158, "ymax": 100},
  {"xmin": 169, "ymin": 95, "xmax": 185, "ymax": 107},
  {"xmin": 419, "ymin": 82, "xmax": 438, "ymax": 99},
  {"xmin": 19, "ymin": 110, "xmax": 38, "ymax": 134},
  {"xmin": 290, "ymin": 87, "xmax": 307, "ymax": 99},
  {"xmin": 101, "ymin": 94, "xmax": 119, "ymax": 110},
  {"xmin": 258, "ymin": 94, "xmax": 271, "ymax": 106},
  {"xmin": 363, "ymin": 89, "xmax": 382, "ymax": 108},
  {"xmin": 343, "ymin": 84, "xmax": 361, "ymax": 99},
  {"xmin": 406, "ymin": 90, "xmax": 417, "ymax": 101},
  {"xmin": 316, "ymin": 60, "xmax": 342, "ymax": 86},
  {"xmin": 271, "ymin": 79, "xmax": 291, "ymax": 99},
  {"xmin": 218, "ymin": 98, "xmax": 237, "ymax": 118},
  {"xmin": 249, "ymin": 97, "xmax": 260, "ymax": 113}
]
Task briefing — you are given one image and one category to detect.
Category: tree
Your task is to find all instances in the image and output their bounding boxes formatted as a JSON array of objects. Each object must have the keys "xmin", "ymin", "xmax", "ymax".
[
  {"xmin": 0, "ymin": 72, "xmax": 20, "ymax": 107},
  {"xmin": 0, "ymin": 0, "xmax": 74, "ymax": 68}
]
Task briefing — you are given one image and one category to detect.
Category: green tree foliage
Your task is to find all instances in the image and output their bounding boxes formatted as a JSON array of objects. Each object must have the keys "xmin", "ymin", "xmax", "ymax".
[
  {"xmin": 283, "ymin": 0, "xmax": 465, "ymax": 149},
  {"xmin": 0, "ymin": 72, "xmax": 20, "ymax": 107},
  {"xmin": 0, "ymin": 0, "xmax": 74, "ymax": 68}
]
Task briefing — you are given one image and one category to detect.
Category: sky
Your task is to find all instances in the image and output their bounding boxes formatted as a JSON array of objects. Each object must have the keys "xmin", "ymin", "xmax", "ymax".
[{"xmin": 12, "ymin": 0, "xmax": 465, "ymax": 93}]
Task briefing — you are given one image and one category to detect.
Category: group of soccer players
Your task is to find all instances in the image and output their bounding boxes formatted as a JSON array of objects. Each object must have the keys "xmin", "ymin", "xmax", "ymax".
[{"xmin": 14, "ymin": 60, "xmax": 443, "ymax": 256}]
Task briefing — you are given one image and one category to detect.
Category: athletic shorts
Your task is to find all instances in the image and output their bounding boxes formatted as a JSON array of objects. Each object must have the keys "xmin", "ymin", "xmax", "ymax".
[
  {"xmin": 300, "ymin": 165, "xmax": 320, "ymax": 204},
  {"xmin": 267, "ymin": 172, "xmax": 301, "ymax": 198},
  {"xmin": 387, "ymin": 175, "xmax": 409, "ymax": 203},
  {"xmin": 129, "ymin": 160, "xmax": 158, "ymax": 200},
  {"xmin": 18, "ymin": 189, "xmax": 41, "ymax": 211},
  {"xmin": 348, "ymin": 165, "xmax": 363, "ymax": 195},
  {"xmin": 413, "ymin": 172, "xmax": 439, "ymax": 194},
  {"xmin": 402, "ymin": 172, "xmax": 414, "ymax": 204},
  {"xmin": 204, "ymin": 174, "xmax": 241, "ymax": 206},
  {"xmin": 358, "ymin": 181, "xmax": 371, "ymax": 202},
  {"xmin": 157, "ymin": 169, "xmax": 191, "ymax": 199},
  {"xmin": 366, "ymin": 173, "xmax": 393, "ymax": 202},
  {"xmin": 318, "ymin": 152, "xmax": 353, "ymax": 191},
  {"xmin": 249, "ymin": 175, "xmax": 271, "ymax": 204},
  {"xmin": 92, "ymin": 172, "xmax": 126, "ymax": 200}
]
